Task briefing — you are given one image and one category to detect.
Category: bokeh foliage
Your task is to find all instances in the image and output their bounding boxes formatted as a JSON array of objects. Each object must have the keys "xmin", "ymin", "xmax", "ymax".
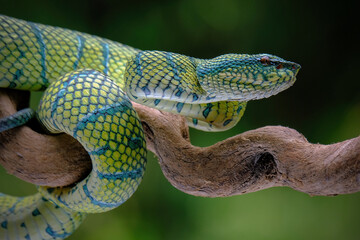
[{"xmin": 0, "ymin": 0, "xmax": 359, "ymax": 239}]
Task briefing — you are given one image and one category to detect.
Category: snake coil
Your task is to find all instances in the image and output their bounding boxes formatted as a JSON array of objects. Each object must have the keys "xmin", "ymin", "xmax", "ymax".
[{"xmin": 0, "ymin": 15, "xmax": 299, "ymax": 240}]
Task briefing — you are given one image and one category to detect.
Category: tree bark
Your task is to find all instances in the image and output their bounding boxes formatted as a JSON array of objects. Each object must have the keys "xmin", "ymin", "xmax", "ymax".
[{"xmin": 0, "ymin": 88, "xmax": 359, "ymax": 197}]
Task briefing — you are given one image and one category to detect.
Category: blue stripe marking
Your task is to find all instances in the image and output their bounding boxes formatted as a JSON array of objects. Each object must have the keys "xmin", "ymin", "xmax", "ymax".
[
  {"xmin": 74, "ymin": 35, "xmax": 85, "ymax": 69},
  {"xmin": 135, "ymin": 52, "xmax": 143, "ymax": 77},
  {"xmin": 82, "ymin": 181, "xmax": 121, "ymax": 208},
  {"xmin": 47, "ymin": 194, "xmax": 70, "ymax": 209},
  {"xmin": 89, "ymin": 138, "xmax": 143, "ymax": 156},
  {"xmin": 19, "ymin": 49, "xmax": 25, "ymax": 58},
  {"xmin": 13, "ymin": 69, "xmax": 22, "ymax": 80},
  {"xmin": 89, "ymin": 144, "xmax": 110, "ymax": 156},
  {"xmin": 176, "ymin": 102, "xmax": 184, "ymax": 113},
  {"xmin": 96, "ymin": 168, "xmax": 143, "ymax": 181},
  {"xmin": 29, "ymin": 22, "xmax": 47, "ymax": 86},
  {"xmin": 236, "ymin": 105, "xmax": 243, "ymax": 114},
  {"xmin": 8, "ymin": 203, "xmax": 16, "ymax": 214},
  {"xmin": 50, "ymin": 64, "xmax": 93, "ymax": 126},
  {"xmin": 166, "ymin": 52, "xmax": 181, "ymax": 81},
  {"xmin": 192, "ymin": 93, "xmax": 199, "ymax": 102},
  {"xmin": 1, "ymin": 220, "xmax": 7, "ymax": 229},
  {"xmin": 101, "ymin": 42, "xmax": 109, "ymax": 75},
  {"xmin": 154, "ymin": 99, "xmax": 161, "ymax": 106},
  {"xmin": 89, "ymin": 138, "xmax": 141, "ymax": 157},
  {"xmin": 46, "ymin": 225, "xmax": 72, "ymax": 239},
  {"xmin": 20, "ymin": 222, "xmax": 30, "ymax": 240},
  {"xmin": 51, "ymin": 81, "xmax": 69, "ymax": 119},
  {"xmin": 7, "ymin": 195, "xmax": 24, "ymax": 214},
  {"xmin": 203, "ymin": 103, "xmax": 212, "ymax": 118},
  {"xmin": 32, "ymin": 208, "xmax": 41, "ymax": 216},
  {"xmin": 206, "ymin": 95, "xmax": 216, "ymax": 101},
  {"xmin": 175, "ymin": 87, "xmax": 184, "ymax": 97},
  {"xmin": 192, "ymin": 118, "xmax": 198, "ymax": 126},
  {"xmin": 129, "ymin": 136, "xmax": 143, "ymax": 149},
  {"xmin": 73, "ymin": 101, "xmax": 131, "ymax": 138},
  {"xmin": 44, "ymin": 188, "xmax": 71, "ymax": 209},
  {"xmin": 141, "ymin": 86, "xmax": 151, "ymax": 96},
  {"xmin": 223, "ymin": 119, "xmax": 232, "ymax": 126}
]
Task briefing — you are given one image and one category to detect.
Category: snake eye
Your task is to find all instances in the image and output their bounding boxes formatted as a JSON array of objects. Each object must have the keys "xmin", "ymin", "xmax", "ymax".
[{"xmin": 260, "ymin": 56, "xmax": 271, "ymax": 65}]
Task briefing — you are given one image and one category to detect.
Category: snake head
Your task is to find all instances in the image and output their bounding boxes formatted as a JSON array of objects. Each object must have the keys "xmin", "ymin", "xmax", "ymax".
[{"xmin": 196, "ymin": 53, "xmax": 301, "ymax": 102}]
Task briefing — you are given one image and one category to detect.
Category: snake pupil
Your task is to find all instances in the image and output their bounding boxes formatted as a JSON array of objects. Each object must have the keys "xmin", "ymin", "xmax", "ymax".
[{"xmin": 260, "ymin": 56, "xmax": 270, "ymax": 65}]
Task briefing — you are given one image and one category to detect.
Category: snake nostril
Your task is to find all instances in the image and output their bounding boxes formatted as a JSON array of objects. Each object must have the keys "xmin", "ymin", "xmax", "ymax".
[
  {"xmin": 292, "ymin": 64, "xmax": 301, "ymax": 70},
  {"xmin": 276, "ymin": 64, "xmax": 283, "ymax": 69}
]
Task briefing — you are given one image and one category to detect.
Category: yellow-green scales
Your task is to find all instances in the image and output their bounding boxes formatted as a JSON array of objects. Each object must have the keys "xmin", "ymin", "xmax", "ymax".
[{"xmin": 0, "ymin": 15, "xmax": 300, "ymax": 240}]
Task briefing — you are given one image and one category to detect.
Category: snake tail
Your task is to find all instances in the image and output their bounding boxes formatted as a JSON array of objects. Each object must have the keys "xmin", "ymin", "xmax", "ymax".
[
  {"xmin": 0, "ymin": 108, "xmax": 34, "ymax": 132},
  {"xmin": 0, "ymin": 193, "xmax": 85, "ymax": 239}
]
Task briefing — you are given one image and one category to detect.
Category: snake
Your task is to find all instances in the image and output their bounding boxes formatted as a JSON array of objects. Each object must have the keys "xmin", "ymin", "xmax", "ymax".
[{"xmin": 0, "ymin": 15, "xmax": 300, "ymax": 240}]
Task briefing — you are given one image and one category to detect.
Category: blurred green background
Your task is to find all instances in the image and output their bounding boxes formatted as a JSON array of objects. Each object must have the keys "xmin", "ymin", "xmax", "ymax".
[{"xmin": 1, "ymin": 0, "xmax": 359, "ymax": 239}]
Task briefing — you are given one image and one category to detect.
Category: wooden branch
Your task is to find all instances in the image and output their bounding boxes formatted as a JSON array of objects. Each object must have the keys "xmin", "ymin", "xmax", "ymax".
[{"xmin": 1, "ymin": 88, "xmax": 359, "ymax": 197}]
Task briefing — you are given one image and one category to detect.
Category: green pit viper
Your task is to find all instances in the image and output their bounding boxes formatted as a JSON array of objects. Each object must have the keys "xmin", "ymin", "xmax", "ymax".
[{"xmin": 0, "ymin": 15, "xmax": 300, "ymax": 240}]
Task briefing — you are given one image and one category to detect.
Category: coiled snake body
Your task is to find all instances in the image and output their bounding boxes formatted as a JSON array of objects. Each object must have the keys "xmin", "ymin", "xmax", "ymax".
[{"xmin": 0, "ymin": 15, "xmax": 300, "ymax": 239}]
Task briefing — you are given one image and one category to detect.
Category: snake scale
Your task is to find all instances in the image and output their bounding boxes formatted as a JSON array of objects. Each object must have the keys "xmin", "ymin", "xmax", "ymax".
[{"xmin": 0, "ymin": 15, "xmax": 300, "ymax": 240}]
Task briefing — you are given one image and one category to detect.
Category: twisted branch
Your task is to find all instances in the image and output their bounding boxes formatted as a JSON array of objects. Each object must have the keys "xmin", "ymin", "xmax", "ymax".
[{"xmin": 0, "ymin": 88, "xmax": 359, "ymax": 197}]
